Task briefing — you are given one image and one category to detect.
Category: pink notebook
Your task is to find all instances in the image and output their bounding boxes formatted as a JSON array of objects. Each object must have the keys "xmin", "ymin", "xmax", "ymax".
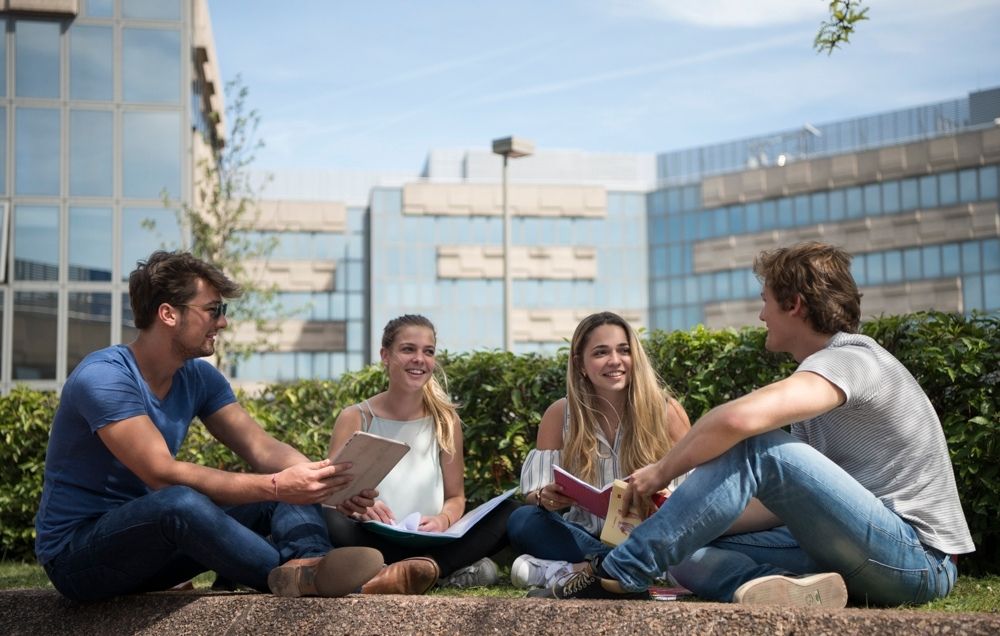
[{"xmin": 553, "ymin": 465, "xmax": 613, "ymax": 518}]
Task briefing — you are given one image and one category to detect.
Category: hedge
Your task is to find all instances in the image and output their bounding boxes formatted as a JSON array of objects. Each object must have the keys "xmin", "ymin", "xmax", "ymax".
[{"xmin": 1, "ymin": 312, "xmax": 996, "ymax": 574}]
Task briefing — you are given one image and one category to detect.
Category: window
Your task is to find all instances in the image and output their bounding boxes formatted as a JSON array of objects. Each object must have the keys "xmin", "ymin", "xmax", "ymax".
[
  {"xmin": 923, "ymin": 245, "xmax": 942, "ymax": 278},
  {"xmin": 958, "ymin": 169, "xmax": 978, "ymax": 203},
  {"xmin": 884, "ymin": 250, "xmax": 903, "ymax": 283},
  {"xmin": 941, "ymin": 244, "xmax": 960, "ymax": 276},
  {"xmin": 760, "ymin": 200, "xmax": 776, "ymax": 229},
  {"xmin": 883, "ymin": 181, "xmax": 900, "ymax": 214},
  {"xmin": 122, "ymin": 111, "xmax": 181, "ymax": 199},
  {"xmin": 845, "ymin": 187, "xmax": 863, "ymax": 219},
  {"xmin": 68, "ymin": 292, "xmax": 112, "ymax": 375},
  {"xmin": 84, "ymin": 0, "xmax": 114, "ymax": 17},
  {"xmin": 792, "ymin": 195, "xmax": 809, "ymax": 225},
  {"xmin": 70, "ymin": 25, "xmax": 113, "ymax": 100},
  {"xmin": 919, "ymin": 175, "xmax": 938, "ymax": 208},
  {"xmin": 777, "ymin": 198, "xmax": 794, "ymax": 227},
  {"xmin": 123, "ymin": 28, "xmax": 181, "ymax": 103},
  {"xmin": 938, "ymin": 172, "xmax": 958, "ymax": 207},
  {"xmin": 16, "ymin": 21, "xmax": 60, "ymax": 98},
  {"xmin": 981, "ymin": 166, "xmax": 998, "ymax": 200},
  {"xmin": 828, "ymin": 190, "xmax": 846, "ymax": 221},
  {"xmin": 123, "ymin": 0, "xmax": 181, "ymax": 20},
  {"xmin": 70, "ymin": 110, "xmax": 113, "ymax": 196},
  {"xmin": 15, "ymin": 108, "xmax": 60, "ymax": 195},
  {"xmin": 14, "ymin": 292, "xmax": 58, "ymax": 379},
  {"xmin": 903, "ymin": 247, "xmax": 922, "ymax": 279},
  {"xmin": 961, "ymin": 241, "xmax": 980, "ymax": 273},
  {"xmin": 69, "ymin": 207, "xmax": 113, "ymax": 281},
  {"xmin": 810, "ymin": 192, "xmax": 828, "ymax": 223},
  {"xmin": 745, "ymin": 203, "xmax": 760, "ymax": 232},
  {"xmin": 863, "ymin": 184, "xmax": 881, "ymax": 215},
  {"xmin": 900, "ymin": 178, "xmax": 919, "ymax": 211},
  {"xmin": 14, "ymin": 206, "xmax": 59, "ymax": 281}
]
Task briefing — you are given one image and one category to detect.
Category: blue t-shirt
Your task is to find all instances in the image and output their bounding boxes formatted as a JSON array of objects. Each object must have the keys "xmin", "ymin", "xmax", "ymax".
[{"xmin": 34, "ymin": 344, "xmax": 236, "ymax": 564}]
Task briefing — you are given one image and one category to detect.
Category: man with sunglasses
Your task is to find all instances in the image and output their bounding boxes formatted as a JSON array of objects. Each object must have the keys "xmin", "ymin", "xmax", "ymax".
[{"xmin": 35, "ymin": 250, "xmax": 433, "ymax": 600}]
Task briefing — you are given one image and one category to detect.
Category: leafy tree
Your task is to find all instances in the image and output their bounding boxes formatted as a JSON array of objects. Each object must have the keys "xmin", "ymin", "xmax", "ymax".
[
  {"xmin": 166, "ymin": 75, "xmax": 285, "ymax": 373},
  {"xmin": 815, "ymin": 0, "xmax": 870, "ymax": 54}
]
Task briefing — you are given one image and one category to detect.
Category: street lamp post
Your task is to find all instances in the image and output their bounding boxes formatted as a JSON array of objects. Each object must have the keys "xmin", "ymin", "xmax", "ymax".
[{"xmin": 491, "ymin": 136, "xmax": 534, "ymax": 352}]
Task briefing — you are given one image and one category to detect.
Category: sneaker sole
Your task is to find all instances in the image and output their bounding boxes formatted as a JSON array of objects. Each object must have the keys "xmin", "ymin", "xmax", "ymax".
[{"xmin": 733, "ymin": 573, "xmax": 848, "ymax": 608}]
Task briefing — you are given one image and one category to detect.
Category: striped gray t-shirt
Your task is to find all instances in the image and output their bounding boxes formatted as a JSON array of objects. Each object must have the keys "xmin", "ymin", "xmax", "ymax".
[{"xmin": 794, "ymin": 332, "xmax": 975, "ymax": 555}]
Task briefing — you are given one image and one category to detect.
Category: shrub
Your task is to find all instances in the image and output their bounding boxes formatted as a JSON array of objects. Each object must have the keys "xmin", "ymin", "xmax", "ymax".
[
  {"xmin": 1, "ymin": 312, "xmax": 997, "ymax": 573},
  {"xmin": 0, "ymin": 387, "xmax": 60, "ymax": 561}
]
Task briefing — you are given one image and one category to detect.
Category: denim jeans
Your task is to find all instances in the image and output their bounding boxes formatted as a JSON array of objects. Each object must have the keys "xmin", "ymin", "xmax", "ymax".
[
  {"xmin": 507, "ymin": 504, "xmax": 610, "ymax": 563},
  {"xmin": 600, "ymin": 429, "xmax": 959, "ymax": 605},
  {"xmin": 43, "ymin": 485, "xmax": 334, "ymax": 601}
]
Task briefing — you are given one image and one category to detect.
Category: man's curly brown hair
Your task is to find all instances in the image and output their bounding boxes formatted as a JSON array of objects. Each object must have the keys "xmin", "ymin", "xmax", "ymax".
[{"xmin": 753, "ymin": 242, "xmax": 862, "ymax": 334}]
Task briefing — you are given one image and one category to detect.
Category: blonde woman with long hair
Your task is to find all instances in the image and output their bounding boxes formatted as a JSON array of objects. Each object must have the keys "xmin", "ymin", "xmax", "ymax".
[
  {"xmin": 507, "ymin": 312, "xmax": 690, "ymax": 589},
  {"xmin": 324, "ymin": 314, "xmax": 517, "ymax": 594}
]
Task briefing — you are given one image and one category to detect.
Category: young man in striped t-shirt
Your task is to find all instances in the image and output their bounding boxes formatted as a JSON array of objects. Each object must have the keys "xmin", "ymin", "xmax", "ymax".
[{"xmin": 540, "ymin": 241, "xmax": 974, "ymax": 607}]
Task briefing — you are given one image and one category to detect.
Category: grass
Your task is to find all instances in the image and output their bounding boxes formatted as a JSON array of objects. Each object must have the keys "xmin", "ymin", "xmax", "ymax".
[{"xmin": 2, "ymin": 559, "xmax": 996, "ymax": 612}]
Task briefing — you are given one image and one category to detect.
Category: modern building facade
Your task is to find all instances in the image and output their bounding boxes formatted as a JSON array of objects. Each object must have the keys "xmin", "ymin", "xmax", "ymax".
[
  {"xmin": 4, "ymin": 1, "xmax": 998, "ymax": 391},
  {"xmin": 0, "ymin": 0, "xmax": 225, "ymax": 394},
  {"xmin": 647, "ymin": 89, "xmax": 1000, "ymax": 332}
]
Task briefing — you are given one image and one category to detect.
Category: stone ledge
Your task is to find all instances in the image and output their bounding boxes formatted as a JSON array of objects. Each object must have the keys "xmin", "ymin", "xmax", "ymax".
[{"xmin": 1, "ymin": 589, "xmax": 998, "ymax": 635}]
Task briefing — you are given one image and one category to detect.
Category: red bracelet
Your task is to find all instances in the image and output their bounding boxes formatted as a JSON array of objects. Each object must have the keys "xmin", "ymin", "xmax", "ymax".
[{"xmin": 271, "ymin": 474, "xmax": 279, "ymax": 499}]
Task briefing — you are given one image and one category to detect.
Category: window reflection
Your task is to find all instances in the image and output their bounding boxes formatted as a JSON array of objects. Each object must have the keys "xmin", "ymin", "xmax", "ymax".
[
  {"xmin": 14, "ymin": 206, "xmax": 59, "ymax": 281},
  {"xmin": 121, "ymin": 208, "xmax": 182, "ymax": 281},
  {"xmin": 123, "ymin": 111, "xmax": 181, "ymax": 199},
  {"xmin": 84, "ymin": 0, "xmax": 114, "ymax": 17},
  {"xmin": 123, "ymin": 0, "xmax": 181, "ymax": 20},
  {"xmin": 122, "ymin": 292, "xmax": 138, "ymax": 344},
  {"xmin": 123, "ymin": 28, "xmax": 181, "ymax": 103},
  {"xmin": 15, "ymin": 107, "xmax": 60, "ymax": 195},
  {"xmin": 70, "ymin": 207, "xmax": 113, "ymax": 281},
  {"xmin": 70, "ymin": 110, "xmax": 113, "ymax": 196},
  {"xmin": 0, "ymin": 27, "xmax": 5, "ymax": 96},
  {"xmin": 0, "ymin": 107, "xmax": 6, "ymax": 194},
  {"xmin": 70, "ymin": 25, "xmax": 113, "ymax": 100},
  {"xmin": 68, "ymin": 292, "xmax": 112, "ymax": 374},
  {"xmin": 15, "ymin": 21, "xmax": 60, "ymax": 98},
  {"xmin": 14, "ymin": 291, "xmax": 57, "ymax": 380}
]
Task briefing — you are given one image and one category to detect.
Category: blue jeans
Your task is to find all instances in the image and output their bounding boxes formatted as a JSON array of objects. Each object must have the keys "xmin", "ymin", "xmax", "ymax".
[
  {"xmin": 507, "ymin": 505, "xmax": 610, "ymax": 563},
  {"xmin": 601, "ymin": 429, "xmax": 959, "ymax": 606},
  {"xmin": 43, "ymin": 485, "xmax": 334, "ymax": 601}
]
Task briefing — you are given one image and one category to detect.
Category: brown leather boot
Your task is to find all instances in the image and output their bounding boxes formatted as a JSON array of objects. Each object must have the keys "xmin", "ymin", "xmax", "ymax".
[
  {"xmin": 268, "ymin": 546, "xmax": 383, "ymax": 597},
  {"xmin": 360, "ymin": 557, "xmax": 440, "ymax": 595}
]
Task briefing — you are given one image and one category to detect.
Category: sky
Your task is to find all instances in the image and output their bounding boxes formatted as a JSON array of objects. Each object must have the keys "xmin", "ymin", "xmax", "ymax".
[{"xmin": 207, "ymin": 0, "xmax": 1000, "ymax": 174}]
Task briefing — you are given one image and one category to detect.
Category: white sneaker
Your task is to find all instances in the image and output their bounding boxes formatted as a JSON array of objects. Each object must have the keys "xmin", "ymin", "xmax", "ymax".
[
  {"xmin": 438, "ymin": 557, "xmax": 500, "ymax": 589},
  {"xmin": 733, "ymin": 572, "xmax": 848, "ymax": 608},
  {"xmin": 510, "ymin": 554, "xmax": 574, "ymax": 589}
]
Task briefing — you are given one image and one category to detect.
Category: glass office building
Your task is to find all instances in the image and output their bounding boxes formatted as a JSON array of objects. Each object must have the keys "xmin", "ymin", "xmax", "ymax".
[
  {"xmin": 0, "ymin": 0, "xmax": 223, "ymax": 393},
  {"xmin": 648, "ymin": 88, "xmax": 1000, "ymax": 332}
]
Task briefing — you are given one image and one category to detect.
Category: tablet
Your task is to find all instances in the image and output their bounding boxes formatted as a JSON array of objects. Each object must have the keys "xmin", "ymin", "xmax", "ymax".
[{"xmin": 324, "ymin": 431, "xmax": 411, "ymax": 507}]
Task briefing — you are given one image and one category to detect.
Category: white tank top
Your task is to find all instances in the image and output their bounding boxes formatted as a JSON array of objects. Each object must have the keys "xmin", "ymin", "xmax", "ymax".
[{"xmin": 358, "ymin": 400, "xmax": 444, "ymax": 519}]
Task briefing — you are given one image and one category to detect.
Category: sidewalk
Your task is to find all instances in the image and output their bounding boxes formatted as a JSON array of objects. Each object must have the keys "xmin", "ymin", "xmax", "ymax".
[{"xmin": 2, "ymin": 589, "xmax": 998, "ymax": 635}]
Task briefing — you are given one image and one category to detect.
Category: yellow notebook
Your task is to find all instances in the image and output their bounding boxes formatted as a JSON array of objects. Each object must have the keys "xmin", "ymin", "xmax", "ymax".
[{"xmin": 599, "ymin": 479, "xmax": 648, "ymax": 546}]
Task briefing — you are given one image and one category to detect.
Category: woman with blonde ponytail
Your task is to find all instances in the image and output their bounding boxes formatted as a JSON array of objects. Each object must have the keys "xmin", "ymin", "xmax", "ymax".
[
  {"xmin": 324, "ymin": 315, "xmax": 517, "ymax": 594},
  {"xmin": 507, "ymin": 312, "xmax": 691, "ymax": 590}
]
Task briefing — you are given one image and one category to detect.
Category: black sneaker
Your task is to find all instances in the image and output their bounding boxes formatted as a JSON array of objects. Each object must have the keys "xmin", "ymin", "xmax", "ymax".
[{"xmin": 533, "ymin": 570, "xmax": 650, "ymax": 600}]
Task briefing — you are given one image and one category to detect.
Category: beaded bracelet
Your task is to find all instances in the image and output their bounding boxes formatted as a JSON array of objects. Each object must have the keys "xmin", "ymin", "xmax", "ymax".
[{"xmin": 271, "ymin": 473, "xmax": 279, "ymax": 499}]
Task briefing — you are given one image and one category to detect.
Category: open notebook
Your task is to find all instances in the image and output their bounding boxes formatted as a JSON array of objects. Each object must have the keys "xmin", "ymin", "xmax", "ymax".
[{"xmin": 362, "ymin": 488, "xmax": 517, "ymax": 547}]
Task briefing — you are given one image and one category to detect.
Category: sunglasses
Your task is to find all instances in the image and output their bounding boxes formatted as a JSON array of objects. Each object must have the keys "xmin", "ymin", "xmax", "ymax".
[{"xmin": 179, "ymin": 302, "xmax": 228, "ymax": 320}]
